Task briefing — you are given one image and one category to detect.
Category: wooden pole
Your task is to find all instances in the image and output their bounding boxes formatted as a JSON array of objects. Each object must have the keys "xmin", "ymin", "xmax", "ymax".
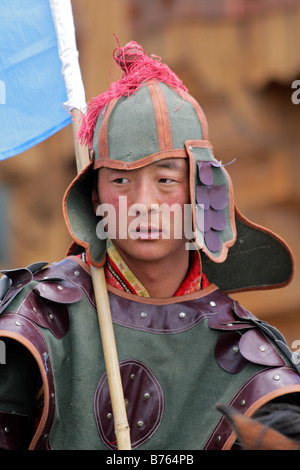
[
  {"xmin": 91, "ymin": 265, "xmax": 131, "ymax": 449},
  {"xmin": 71, "ymin": 109, "xmax": 131, "ymax": 450}
]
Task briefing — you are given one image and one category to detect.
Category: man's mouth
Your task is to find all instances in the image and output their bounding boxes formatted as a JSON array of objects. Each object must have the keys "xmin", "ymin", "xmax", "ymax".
[{"xmin": 134, "ymin": 225, "xmax": 162, "ymax": 239}]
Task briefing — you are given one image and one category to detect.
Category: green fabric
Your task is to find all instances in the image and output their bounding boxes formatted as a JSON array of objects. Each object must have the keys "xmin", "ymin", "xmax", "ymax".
[
  {"xmin": 159, "ymin": 82, "xmax": 203, "ymax": 148},
  {"xmin": 202, "ymin": 215, "xmax": 294, "ymax": 292},
  {"xmin": 44, "ymin": 295, "xmax": 105, "ymax": 449},
  {"xmin": 65, "ymin": 166, "xmax": 106, "ymax": 266},
  {"xmin": 106, "ymin": 86, "xmax": 160, "ymax": 162},
  {"xmin": 92, "ymin": 82, "xmax": 204, "ymax": 164}
]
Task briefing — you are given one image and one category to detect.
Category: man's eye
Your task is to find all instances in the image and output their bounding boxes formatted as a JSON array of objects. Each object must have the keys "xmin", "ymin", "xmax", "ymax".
[
  {"xmin": 113, "ymin": 178, "xmax": 130, "ymax": 184},
  {"xmin": 159, "ymin": 178, "xmax": 174, "ymax": 183}
]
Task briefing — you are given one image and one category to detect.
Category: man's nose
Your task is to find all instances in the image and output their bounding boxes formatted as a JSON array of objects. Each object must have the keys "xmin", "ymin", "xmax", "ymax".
[{"xmin": 132, "ymin": 181, "xmax": 158, "ymax": 212}]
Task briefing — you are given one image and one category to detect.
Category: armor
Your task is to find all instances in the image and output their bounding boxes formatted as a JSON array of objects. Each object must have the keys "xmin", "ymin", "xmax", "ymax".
[{"xmin": 1, "ymin": 258, "xmax": 300, "ymax": 449}]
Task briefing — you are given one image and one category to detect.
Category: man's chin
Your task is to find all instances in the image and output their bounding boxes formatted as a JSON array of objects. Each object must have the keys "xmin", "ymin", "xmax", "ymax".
[{"xmin": 112, "ymin": 237, "xmax": 188, "ymax": 265}]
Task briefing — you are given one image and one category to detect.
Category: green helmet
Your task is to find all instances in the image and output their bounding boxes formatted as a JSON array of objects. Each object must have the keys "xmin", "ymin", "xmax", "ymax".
[{"xmin": 63, "ymin": 41, "xmax": 293, "ymax": 293}]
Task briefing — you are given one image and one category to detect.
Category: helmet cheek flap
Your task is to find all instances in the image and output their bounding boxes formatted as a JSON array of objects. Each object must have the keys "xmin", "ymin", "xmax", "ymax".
[{"xmin": 185, "ymin": 141, "xmax": 236, "ymax": 263}]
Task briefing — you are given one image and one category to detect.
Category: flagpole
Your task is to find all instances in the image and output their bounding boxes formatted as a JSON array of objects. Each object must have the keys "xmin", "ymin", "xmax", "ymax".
[{"xmin": 49, "ymin": 0, "xmax": 131, "ymax": 450}]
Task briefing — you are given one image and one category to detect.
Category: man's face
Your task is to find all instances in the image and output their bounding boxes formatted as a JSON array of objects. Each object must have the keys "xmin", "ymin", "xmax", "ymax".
[{"xmin": 92, "ymin": 158, "xmax": 191, "ymax": 266}]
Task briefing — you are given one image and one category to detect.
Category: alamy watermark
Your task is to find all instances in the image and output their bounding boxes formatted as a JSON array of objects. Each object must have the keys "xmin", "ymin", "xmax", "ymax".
[
  {"xmin": 291, "ymin": 80, "xmax": 300, "ymax": 105},
  {"xmin": 95, "ymin": 197, "xmax": 204, "ymax": 250},
  {"xmin": 0, "ymin": 80, "xmax": 6, "ymax": 105},
  {"xmin": 291, "ymin": 340, "xmax": 300, "ymax": 366},
  {"xmin": 0, "ymin": 340, "xmax": 6, "ymax": 364}
]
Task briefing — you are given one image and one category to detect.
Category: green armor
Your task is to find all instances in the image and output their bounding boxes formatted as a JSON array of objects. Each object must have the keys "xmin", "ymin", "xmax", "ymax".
[{"xmin": 0, "ymin": 258, "xmax": 300, "ymax": 450}]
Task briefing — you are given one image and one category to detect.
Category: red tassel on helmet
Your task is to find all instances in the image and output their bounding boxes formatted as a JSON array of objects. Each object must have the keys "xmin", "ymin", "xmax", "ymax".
[{"xmin": 77, "ymin": 37, "xmax": 187, "ymax": 150}]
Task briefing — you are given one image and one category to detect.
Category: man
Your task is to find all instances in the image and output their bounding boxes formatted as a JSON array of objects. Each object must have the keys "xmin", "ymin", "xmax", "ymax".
[{"xmin": 0, "ymin": 41, "xmax": 300, "ymax": 450}]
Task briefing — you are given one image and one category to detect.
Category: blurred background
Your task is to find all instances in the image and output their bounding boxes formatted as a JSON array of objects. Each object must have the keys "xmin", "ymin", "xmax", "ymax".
[{"xmin": 0, "ymin": 0, "xmax": 299, "ymax": 346}]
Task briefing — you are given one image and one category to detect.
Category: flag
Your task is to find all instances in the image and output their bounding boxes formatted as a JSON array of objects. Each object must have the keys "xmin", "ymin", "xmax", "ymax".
[{"xmin": 0, "ymin": 0, "xmax": 73, "ymax": 160}]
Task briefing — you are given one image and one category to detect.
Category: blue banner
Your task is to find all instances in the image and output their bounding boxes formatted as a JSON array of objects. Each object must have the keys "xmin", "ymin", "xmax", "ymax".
[{"xmin": 0, "ymin": 0, "xmax": 72, "ymax": 160}]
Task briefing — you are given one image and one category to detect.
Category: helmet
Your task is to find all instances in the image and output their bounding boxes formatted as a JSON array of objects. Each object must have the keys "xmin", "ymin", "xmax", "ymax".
[{"xmin": 63, "ymin": 41, "xmax": 293, "ymax": 293}]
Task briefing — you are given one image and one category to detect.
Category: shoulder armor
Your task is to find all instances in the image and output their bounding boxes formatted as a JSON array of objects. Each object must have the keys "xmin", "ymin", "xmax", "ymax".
[
  {"xmin": 0, "ymin": 262, "xmax": 48, "ymax": 314},
  {"xmin": 0, "ymin": 258, "xmax": 92, "ymax": 339},
  {"xmin": 209, "ymin": 300, "xmax": 300, "ymax": 375}
]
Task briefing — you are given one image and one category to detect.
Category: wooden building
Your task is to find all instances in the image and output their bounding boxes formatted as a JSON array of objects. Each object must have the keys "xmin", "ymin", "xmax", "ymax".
[{"xmin": 0, "ymin": 0, "xmax": 299, "ymax": 347}]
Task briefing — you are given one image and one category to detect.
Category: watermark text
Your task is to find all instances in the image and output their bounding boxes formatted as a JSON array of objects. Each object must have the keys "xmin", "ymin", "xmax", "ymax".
[
  {"xmin": 0, "ymin": 80, "xmax": 6, "ymax": 104},
  {"xmin": 291, "ymin": 80, "xmax": 300, "ymax": 104},
  {"xmin": 95, "ymin": 197, "xmax": 202, "ymax": 250},
  {"xmin": 0, "ymin": 340, "xmax": 6, "ymax": 364}
]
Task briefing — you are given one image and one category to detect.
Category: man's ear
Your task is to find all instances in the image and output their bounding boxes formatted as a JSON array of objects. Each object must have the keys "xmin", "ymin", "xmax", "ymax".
[{"xmin": 91, "ymin": 188, "xmax": 100, "ymax": 214}]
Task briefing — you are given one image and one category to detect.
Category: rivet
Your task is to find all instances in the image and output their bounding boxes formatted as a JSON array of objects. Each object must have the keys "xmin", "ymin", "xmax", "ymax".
[
  {"xmin": 210, "ymin": 301, "xmax": 216, "ymax": 307},
  {"xmin": 189, "ymin": 146, "xmax": 193, "ymax": 151},
  {"xmin": 232, "ymin": 346, "xmax": 239, "ymax": 353},
  {"xmin": 74, "ymin": 271, "xmax": 80, "ymax": 277},
  {"xmin": 43, "ymin": 276, "xmax": 49, "ymax": 280},
  {"xmin": 227, "ymin": 323, "xmax": 233, "ymax": 327},
  {"xmin": 57, "ymin": 285, "xmax": 63, "ymax": 291},
  {"xmin": 144, "ymin": 392, "xmax": 150, "ymax": 400},
  {"xmin": 33, "ymin": 307, "xmax": 38, "ymax": 313},
  {"xmin": 130, "ymin": 374, "xmax": 135, "ymax": 381},
  {"xmin": 273, "ymin": 375, "xmax": 280, "ymax": 381},
  {"xmin": 216, "ymin": 435, "xmax": 221, "ymax": 442},
  {"xmin": 107, "ymin": 413, "xmax": 113, "ymax": 420},
  {"xmin": 137, "ymin": 420, "xmax": 144, "ymax": 428},
  {"xmin": 259, "ymin": 345, "xmax": 266, "ymax": 352},
  {"xmin": 49, "ymin": 314, "xmax": 54, "ymax": 320},
  {"xmin": 240, "ymin": 400, "xmax": 246, "ymax": 406},
  {"xmin": 51, "ymin": 393, "xmax": 55, "ymax": 399},
  {"xmin": 179, "ymin": 312, "xmax": 186, "ymax": 319},
  {"xmin": 15, "ymin": 320, "xmax": 21, "ymax": 326},
  {"xmin": 4, "ymin": 427, "xmax": 10, "ymax": 434},
  {"xmin": 140, "ymin": 312, "xmax": 147, "ymax": 318}
]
